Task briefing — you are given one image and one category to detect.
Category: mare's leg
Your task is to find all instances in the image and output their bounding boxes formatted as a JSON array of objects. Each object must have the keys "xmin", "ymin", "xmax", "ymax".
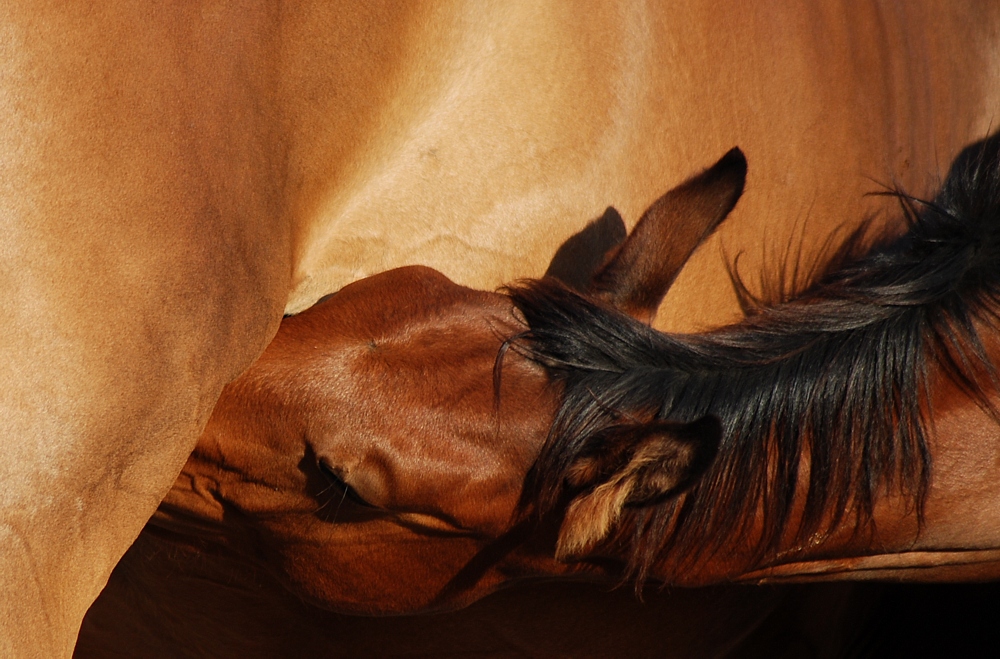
[{"xmin": 0, "ymin": 4, "xmax": 289, "ymax": 655}]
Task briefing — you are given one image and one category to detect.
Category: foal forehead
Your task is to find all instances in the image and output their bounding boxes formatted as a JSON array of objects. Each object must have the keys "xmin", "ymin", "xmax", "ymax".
[
  {"xmin": 279, "ymin": 263, "xmax": 535, "ymax": 446},
  {"xmin": 314, "ymin": 265, "xmax": 512, "ymax": 335},
  {"xmin": 320, "ymin": 266, "xmax": 533, "ymax": 406}
]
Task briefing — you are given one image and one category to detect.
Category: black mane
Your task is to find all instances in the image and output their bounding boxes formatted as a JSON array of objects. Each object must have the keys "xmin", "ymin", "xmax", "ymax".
[{"xmin": 508, "ymin": 136, "xmax": 1000, "ymax": 581}]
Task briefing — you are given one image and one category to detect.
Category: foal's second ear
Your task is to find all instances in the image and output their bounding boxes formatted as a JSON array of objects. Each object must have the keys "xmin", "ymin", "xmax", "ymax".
[
  {"xmin": 592, "ymin": 148, "xmax": 746, "ymax": 323},
  {"xmin": 555, "ymin": 416, "xmax": 721, "ymax": 560}
]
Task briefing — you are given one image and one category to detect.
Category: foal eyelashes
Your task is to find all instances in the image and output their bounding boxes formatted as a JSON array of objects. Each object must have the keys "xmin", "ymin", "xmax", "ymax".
[{"xmin": 316, "ymin": 460, "xmax": 377, "ymax": 509}]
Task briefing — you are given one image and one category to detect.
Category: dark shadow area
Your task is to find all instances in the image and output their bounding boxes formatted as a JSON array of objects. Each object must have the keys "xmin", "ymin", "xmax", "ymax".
[{"xmin": 846, "ymin": 582, "xmax": 1000, "ymax": 658}]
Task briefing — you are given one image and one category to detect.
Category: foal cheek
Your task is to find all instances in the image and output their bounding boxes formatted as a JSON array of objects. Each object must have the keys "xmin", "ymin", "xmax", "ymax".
[{"xmin": 269, "ymin": 518, "xmax": 496, "ymax": 614}]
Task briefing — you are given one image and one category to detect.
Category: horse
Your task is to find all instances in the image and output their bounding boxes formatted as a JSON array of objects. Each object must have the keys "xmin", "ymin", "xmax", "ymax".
[
  {"xmin": 75, "ymin": 150, "xmax": 860, "ymax": 658},
  {"xmin": 78, "ymin": 138, "xmax": 1000, "ymax": 655},
  {"xmin": 4, "ymin": 2, "xmax": 999, "ymax": 654}
]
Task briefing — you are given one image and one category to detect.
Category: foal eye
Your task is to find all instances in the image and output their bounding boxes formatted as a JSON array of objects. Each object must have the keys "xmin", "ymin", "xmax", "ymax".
[{"xmin": 317, "ymin": 461, "xmax": 376, "ymax": 509}]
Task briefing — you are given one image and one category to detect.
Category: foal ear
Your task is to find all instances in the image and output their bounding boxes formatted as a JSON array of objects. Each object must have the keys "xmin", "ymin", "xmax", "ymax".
[
  {"xmin": 556, "ymin": 416, "xmax": 721, "ymax": 560},
  {"xmin": 544, "ymin": 207, "xmax": 627, "ymax": 292},
  {"xmin": 592, "ymin": 148, "xmax": 746, "ymax": 323}
]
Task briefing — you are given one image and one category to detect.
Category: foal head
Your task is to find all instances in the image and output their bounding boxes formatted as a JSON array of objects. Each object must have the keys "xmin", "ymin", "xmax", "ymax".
[{"xmin": 156, "ymin": 149, "xmax": 744, "ymax": 613}]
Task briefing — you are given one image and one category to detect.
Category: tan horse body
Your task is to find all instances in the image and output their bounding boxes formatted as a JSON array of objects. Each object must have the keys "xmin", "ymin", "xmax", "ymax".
[
  {"xmin": 2, "ymin": 1, "xmax": 998, "ymax": 654},
  {"xmin": 281, "ymin": 1, "xmax": 1000, "ymax": 331}
]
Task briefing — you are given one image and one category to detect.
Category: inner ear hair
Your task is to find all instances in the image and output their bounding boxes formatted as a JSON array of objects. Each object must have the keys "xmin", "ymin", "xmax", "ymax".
[{"xmin": 555, "ymin": 416, "xmax": 720, "ymax": 560}]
